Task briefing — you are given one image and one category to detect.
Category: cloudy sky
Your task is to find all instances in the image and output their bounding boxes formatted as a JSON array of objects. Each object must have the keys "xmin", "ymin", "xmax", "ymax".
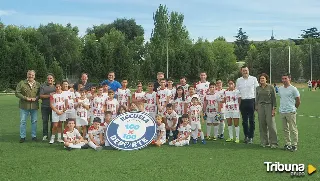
[{"xmin": 0, "ymin": 0, "xmax": 319, "ymax": 41}]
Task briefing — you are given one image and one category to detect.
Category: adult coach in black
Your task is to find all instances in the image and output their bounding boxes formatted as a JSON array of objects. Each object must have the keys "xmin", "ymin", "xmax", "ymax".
[
  {"xmin": 153, "ymin": 72, "xmax": 165, "ymax": 92},
  {"xmin": 73, "ymin": 73, "xmax": 92, "ymax": 91},
  {"xmin": 236, "ymin": 66, "xmax": 259, "ymax": 144}
]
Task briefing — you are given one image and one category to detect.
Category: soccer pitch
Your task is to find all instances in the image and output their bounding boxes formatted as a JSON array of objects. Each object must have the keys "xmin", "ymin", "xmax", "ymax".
[{"xmin": 0, "ymin": 89, "xmax": 319, "ymax": 181}]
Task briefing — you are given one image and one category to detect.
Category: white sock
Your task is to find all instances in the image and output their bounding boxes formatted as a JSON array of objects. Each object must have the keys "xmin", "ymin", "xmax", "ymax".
[
  {"xmin": 57, "ymin": 134, "xmax": 61, "ymax": 139},
  {"xmin": 68, "ymin": 143, "xmax": 82, "ymax": 149},
  {"xmin": 169, "ymin": 141, "xmax": 174, "ymax": 146},
  {"xmin": 206, "ymin": 125, "xmax": 211, "ymax": 137},
  {"xmin": 228, "ymin": 126, "xmax": 233, "ymax": 139},
  {"xmin": 88, "ymin": 141, "xmax": 98, "ymax": 150},
  {"xmin": 219, "ymin": 121, "xmax": 225, "ymax": 134},
  {"xmin": 51, "ymin": 135, "xmax": 55, "ymax": 139},
  {"xmin": 214, "ymin": 126, "xmax": 219, "ymax": 138},
  {"xmin": 192, "ymin": 130, "xmax": 197, "ymax": 140},
  {"xmin": 235, "ymin": 126, "xmax": 240, "ymax": 140},
  {"xmin": 200, "ymin": 131, "xmax": 204, "ymax": 140}
]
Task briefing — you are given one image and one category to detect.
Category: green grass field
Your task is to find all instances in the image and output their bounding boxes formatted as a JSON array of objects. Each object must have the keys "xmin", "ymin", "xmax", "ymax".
[{"xmin": 0, "ymin": 89, "xmax": 319, "ymax": 181}]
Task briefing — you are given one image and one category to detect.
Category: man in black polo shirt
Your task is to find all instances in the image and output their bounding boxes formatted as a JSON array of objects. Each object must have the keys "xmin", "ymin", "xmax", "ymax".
[
  {"xmin": 153, "ymin": 72, "xmax": 165, "ymax": 92},
  {"xmin": 73, "ymin": 73, "xmax": 93, "ymax": 91}
]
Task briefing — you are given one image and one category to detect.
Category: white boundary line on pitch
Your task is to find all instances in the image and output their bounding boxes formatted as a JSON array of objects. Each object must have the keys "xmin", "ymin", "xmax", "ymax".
[{"xmin": 298, "ymin": 114, "xmax": 320, "ymax": 119}]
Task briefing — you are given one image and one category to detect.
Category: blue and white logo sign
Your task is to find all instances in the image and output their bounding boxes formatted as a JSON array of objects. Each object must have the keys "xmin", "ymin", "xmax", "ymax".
[{"xmin": 106, "ymin": 111, "xmax": 156, "ymax": 151}]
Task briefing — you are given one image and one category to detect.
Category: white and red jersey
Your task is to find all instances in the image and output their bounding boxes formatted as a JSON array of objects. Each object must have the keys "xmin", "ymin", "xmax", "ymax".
[
  {"xmin": 204, "ymin": 93, "xmax": 220, "ymax": 117},
  {"xmin": 100, "ymin": 122, "xmax": 108, "ymax": 131},
  {"xmin": 156, "ymin": 123, "xmax": 166, "ymax": 141},
  {"xmin": 105, "ymin": 98, "xmax": 119, "ymax": 116},
  {"xmin": 102, "ymin": 93, "xmax": 109, "ymax": 100},
  {"xmin": 167, "ymin": 87, "xmax": 176, "ymax": 104},
  {"xmin": 215, "ymin": 88, "xmax": 226, "ymax": 113},
  {"xmin": 189, "ymin": 104, "xmax": 202, "ymax": 122},
  {"xmin": 62, "ymin": 91, "xmax": 76, "ymax": 112},
  {"xmin": 176, "ymin": 84, "xmax": 189, "ymax": 98},
  {"xmin": 75, "ymin": 92, "xmax": 81, "ymax": 99},
  {"xmin": 88, "ymin": 125, "xmax": 103, "ymax": 141},
  {"xmin": 224, "ymin": 89, "xmax": 241, "ymax": 112},
  {"xmin": 178, "ymin": 124, "xmax": 192, "ymax": 141},
  {"xmin": 50, "ymin": 92, "xmax": 66, "ymax": 111},
  {"xmin": 76, "ymin": 98, "xmax": 90, "ymax": 120},
  {"xmin": 133, "ymin": 91, "xmax": 145, "ymax": 100},
  {"xmin": 63, "ymin": 128, "xmax": 81, "ymax": 142},
  {"xmin": 91, "ymin": 95, "xmax": 106, "ymax": 117},
  {"xmin": 157, "ymin": 88, "xmax": 171, "ymax": 107},
  {"xmin": 173, "ymin": 96, "xmax": 185, "ymax": 116},
  {"xmin": 144, "ymin": 91, "xmax": 157, "ymax": 113},
  {"xmin": 195, "ymin": 81, "xmax": 210, "ymax": 103},
  {"xmin": 164, "ymin": 110, "xmax": 178, "ymax": 127},
  {"xmin": 185, "ymin": 94, "xmax": 200, "ymax": 112},
  {"xmin": 117, "ymin": 88, "xmax": 131, "ymax": 107}
]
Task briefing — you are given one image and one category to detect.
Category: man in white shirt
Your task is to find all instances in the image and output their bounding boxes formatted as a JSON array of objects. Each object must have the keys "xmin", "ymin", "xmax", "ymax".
[{"xmin": 236, "ymin": 66, "xmax": 259, "ymax": 144}]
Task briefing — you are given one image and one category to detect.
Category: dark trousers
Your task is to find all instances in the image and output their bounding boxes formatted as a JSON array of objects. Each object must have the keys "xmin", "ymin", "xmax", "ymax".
[
  {"xmin": 41, "ymin": 106, "xmax": 52, "ymax": 137},
  {"xmin": 166, "ymin": 129, "xmax": 178, "ymax": 140},
  {"xmin": 240, "ymin": 99, "xmax": 255, "ymax": 139}
]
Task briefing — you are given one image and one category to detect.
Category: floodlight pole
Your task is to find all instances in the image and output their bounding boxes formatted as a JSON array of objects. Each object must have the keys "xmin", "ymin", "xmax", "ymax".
[
  {"xmin": 310, "ymin": 44, "xmax": 313, "ymax": 81},
  {"xmin": 288, "ymin": 46, "xmax": 291, "ymax": 74},
  {"xmin": 269, "ymin": 48, "xmax": 272, "ymax": 84}
]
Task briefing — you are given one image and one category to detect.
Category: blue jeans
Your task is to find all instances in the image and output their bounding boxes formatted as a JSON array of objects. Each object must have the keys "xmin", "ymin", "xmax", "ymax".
[{"xmin": 20, "ymin": 109, "xmax": 38, "ymax": 138}]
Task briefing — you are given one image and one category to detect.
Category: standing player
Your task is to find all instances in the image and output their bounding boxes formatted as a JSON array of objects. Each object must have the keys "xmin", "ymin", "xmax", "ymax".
[
  {"xmin": 75, "ymin": 88, "xmax": 90, "ymax": 137},
  {"xmin": 224, "ymin": 80, "xmax": 241, "ymax": 143},
  {"xmin": 144, "ymin": 83, "xmax": 157, "ymax": 119},
  {"xmin": 117, "ymin": 79, "xmax": 131, "ymax": 110},
  {"xmin": 204, "ymin": 82, "xmax": 222, "ymax": 140},
  {"xmin": 156, "ymin": 78, "xmax": 171, "ymax": 116},
  {"xmin": 49, "ymin": 82, "xmax": 67, "ymax": 144},
  {"xmin": 167, "ymin": 79, "xmax": 176, "ymax": 104},
  {"xmin": 176, "ymin": 76, "xmax": 189, "ymax": 99},
  {"xmin": 163, "ymin": 104, "xmax": 178, "ymax": 140},
  {"xmin": 184, "ymin": 86, "xmax": 199, "ymax": 114},
  {"xmin": 132, "ymin": 82, "xmax": 145, "ymax": 112},
  {"xmin": 195, "ymin": 72, "xmax": 210, "ymax": 104},
  {"xmin": 307, "ymin": 80, "xmax": 312, "ymax": 91},
  {"xmin": 75, "ymin": 83, "xmax": 83, "ymax": 98},
  {"xmin": 91, "ymin": 86, "xmax": 106, "ymax": 123},
  {"xmin": 62, "ymin": 80, "xmax": 76, "ymax": 124},
  {"xmin": 63, "ymin": 119, "xmax": 89, "ymax": 151},
  {"xmin": 169, "ymin": 114, "xmax": 191, "ymax": 146},
  {"xmin": 173, "ymin": 86, "xmax": 185, "ymax": 117},
  {"xmin": 102, "ymin": 82, "xmax": 109, "ymax": 100},
  {"xmin": 188, "ymin": 96, "xmax": 206, "ymax": 144},
  {"xmin": 104, "ymin": 90, "xmax": 119, "ymax": 118},
  {"xmin": 215, "ymin": 79, "xmax": 226, "ymax": 139},
  {"xmin": 87, "ymin": 117, "xmax": 104, "ymax": 151}
]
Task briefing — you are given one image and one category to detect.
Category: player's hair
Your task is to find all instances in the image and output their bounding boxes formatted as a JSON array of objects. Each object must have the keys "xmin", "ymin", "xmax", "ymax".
[
  {"xmin": 137, "ymin": 81, "xmax": 142, "ymax": 86},
  {"xmin": 55, "ymin": 81, "xmax": 62, "ymax": 86},
  {"xmin": 160, "ymin": 78, "xmax": 166, "ymax": 82},
  {"xmin": 166, "ymin": 103, "xmax": 173, "ymax": 108},
  {"xmin": 155, "ymin": 114, "xmax": 163, "ymax": 122},
  {"xmin": 27, "ymin": 70, "xmax": 36, "ymax": 75},
  {"xmin": 148, "ymin": 82, "xmax": 154, "ymax": 86},
  {"xmin": 97, "ymin": 85, "xmax": 103, "ymax": 89},
  {"xmin": 67, "ymin": 118, "xmax": 76, "ymax": 124},
  {"xmin": 122, "ymin": 78, "xmax": 128, "ymax": 82},
  {"xmin": 108, "ymin": 71, "xmax": 115, "ymax": 75},
  {"xmin": 62, "ymin": 79, "xmax": 69, "ymax": 84},
  {"xmin": 174, "ymin": 86, "xmax": 185, "ymax": 101},
  {"xmin": 216, "ymin": 78, "xmax": 222, "ymax": 82},
  {"xmin": 282, "ymin": 73, "xmax": 291, "ymax": 78},
  {"xmin": 81, "ymin": 72, "xmax": 88, "ymax": 77},
  {"xmin": 79, "ymin": 88, "xmax": 85, "ymax": 92},
  {"xmin": 241, "ymin": 65, "xmax": 248, "ymax": 70},
  {"xmin": 93, "ymin": 117, "xmax": 101, "ymax": 123},
  {"xmin": 191, "ymin": 96, "xmax": 199, "ymax": 100},
  {"xmin": 157, "ymin": 72, "xmax": 164, "ymax": 76},
  {"xmin": 108, "ymin": 90, "xmax": 114, "ymax": 94},
  {"xmin": 199, "ymin": 71, "xmax": 206, "ymax": 75},
  {"xmin": 105, "ymin": 111, "xmax": 112, "ymax": 115},
  {"xmin": 188, "ymin": 85, "xmax": 195, "ymax": 90},
  {"xmin": 180, "ymin": 76, "xmax": 187, "ymax": 80},
  {"xmin": 228, "ymin": 79, "xmax": 235, "ymax": 84},
  {"xmin": 167, "ymin": 78, "xmax": 174, "ymax": 82},
  {"xmin": 178, "ymin": 116, "xmax": 183, "ymax": 126},
  {"xmin": 259, "ymin": 73, "xmax": 269, "ymax": 82},
  {"xmin": 47, "ymin": 73, "xmax": 55, "ymax": 79},
  {"xmin": 117, "ymin": 105, "xmax": 128, "ymax": 115},
  {"xmin": 209, "ymin": 82, "xmax": 216, "ymax": 87},
  {"xmin": 181, "ymin": 114, "xmax": 189, "ymax": 119}
]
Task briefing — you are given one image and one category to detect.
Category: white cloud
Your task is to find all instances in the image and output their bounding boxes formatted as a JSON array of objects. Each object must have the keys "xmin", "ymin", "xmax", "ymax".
[{"xmin": 0, "ymin": 10, "xmax": 17, "ymax": 16}]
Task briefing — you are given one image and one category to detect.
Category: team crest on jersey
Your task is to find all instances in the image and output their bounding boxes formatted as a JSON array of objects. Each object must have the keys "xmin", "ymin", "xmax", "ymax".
[{"xmin": 106, "ymin": 112, "xmax": 156, "ymax": 151}]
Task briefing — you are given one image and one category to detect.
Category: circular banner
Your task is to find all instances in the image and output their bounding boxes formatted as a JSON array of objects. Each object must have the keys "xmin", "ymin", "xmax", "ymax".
[{"xmin": 106, "ymin": 111, "xmax": 156, "ymax": 151}]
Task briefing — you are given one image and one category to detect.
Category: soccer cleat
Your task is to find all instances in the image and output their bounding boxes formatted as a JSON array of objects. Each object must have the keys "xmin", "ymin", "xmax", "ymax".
[
  {"xmin": 219, "ymin": 134, "xmax": 224, "ymax": 139},
  {"xmin": 284, "ymin": 145, "xmax": 292, "ymax": 151},
  {"xmin": 42, "ymin": 136, "xmax": 48, "ymax": 141},
  {"xmin": 66, "ymin": 146, "xmax": 72, "ymax": 151},
  {"xmin": 271, "ymin": 145, "xmax": 278, "ymax": 149},
  {"xmin": 81, "ymin": 144, "xmax": 89, "ymax": 149},
  {"xmin": 225, "ymin": 138, "xmax": 233, "ymax": 142},
  {"xmin": 57, "ymin": 138, "xmax": 64, "ymax": 143},
  {"xmin": 19, "ymin": 138, "xmax": 25, "ymax": 143},
  {"xmin": 96, "ymin": 146, "xmax": 103, "ymax": 151},
  {"xmin": 193, "ymin": 139, "xmax": 197, "ymax": 144},
  {"xmin": 206, "ymin": 136, "xmax": 211, "ymax": 140},
  {"xmin": 49, "ymin": 138, "xmax": 55, "ymax": 144},
  {"xmin": 234, "ymin": 139, "xmax": 240, "ymax": 143},
  {"xmin": 32, "ymin": 137, "xmax": 37, "ymax": 142},
  {"xmin": 244, "ymin": 137, "xmax": 249, "ymax": 144},
  {"xmin": 248, "ymin": 138, "xmax": 253, "ymax": 144},
  {"xmin": 212, "ymin": 137, "xmax": 217, "ymax": 141},
  {"xmin": 290, "ymin": 146, "xmax": 297, "ymax": 152},
  {"xmin": 201, "ymin": 139, "xmax": 206, "ymax": 144}
]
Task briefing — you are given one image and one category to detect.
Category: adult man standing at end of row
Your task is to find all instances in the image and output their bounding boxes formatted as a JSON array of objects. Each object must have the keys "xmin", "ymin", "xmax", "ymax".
[
  {"xmin": 101, "ymin": 71, "xmax": 121, "ymax": 96},
  {"xmin": 15, "ymin": 70, "xmax": 41, "ymax": 143},
  {"xmin": 236, "ymin": 66, "xmax": 259, "ymax": 144}
]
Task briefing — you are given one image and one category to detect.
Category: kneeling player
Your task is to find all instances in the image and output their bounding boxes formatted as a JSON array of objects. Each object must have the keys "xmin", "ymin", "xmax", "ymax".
[
  {"xmin": 152, "ymin": 115, "xmax": 166, "ymax": 146},
  {"xmin": 169, "ymin": 114, "xmax": 191, "ymax": 146},
  {"xmin": 63, "ymin": 119, "xmax": 89, "ymax": 151},
  {"xmin": 88, "ymin": 117, "xmax": 104, "ymax": 151}
]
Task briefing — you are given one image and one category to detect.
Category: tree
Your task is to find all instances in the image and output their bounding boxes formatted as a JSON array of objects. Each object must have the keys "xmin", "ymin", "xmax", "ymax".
[
  {"xmin": 245, "ymin": 44, "xmax": 260, "ymax": 77},
  {"xmin": 234, "ymin": 28, "xmax": 249, "ymax": 61},
  {"xmin": 301, "ymin": 27, "xmax": 320, "ymax": 39},
  {"xmin": 49, "ymin": 61, "xmax": 64, "ymax": 82}
]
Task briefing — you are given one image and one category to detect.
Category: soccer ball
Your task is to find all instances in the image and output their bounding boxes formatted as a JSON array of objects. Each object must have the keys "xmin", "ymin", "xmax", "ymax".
[{"xmin": 215, "ymin": 113, "xmax": 222, "ymax": 122}]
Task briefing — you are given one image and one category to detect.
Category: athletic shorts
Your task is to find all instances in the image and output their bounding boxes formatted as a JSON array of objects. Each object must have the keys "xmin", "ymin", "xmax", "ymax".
[
  {"xmin": 191, "ymin": 122, "xmax": 201, "ymax": 130},
  {"xmin": 66, "ymin": 110, "xmax": 76, "ymax": 119},
  {"xmin": 206, "ymin": 116, "xmax": 220, "ymax": 124},
  {"xmin": 52, "ymin": 111, "xmax": 66, "ymax": 123},
  {"xmin": 225, "ymin": 112, "xmax": 240, "ymax": 119},
  {"xmin": 76, "ymin": 118, "xmax": 88, "ymax": 126}
]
